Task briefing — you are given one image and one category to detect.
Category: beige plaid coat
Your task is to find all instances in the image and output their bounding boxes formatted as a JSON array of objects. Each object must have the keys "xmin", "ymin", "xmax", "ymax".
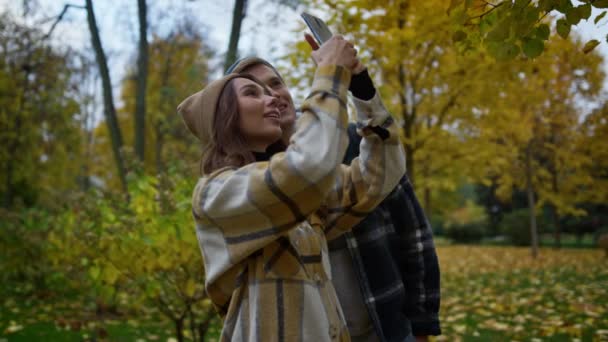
[{"xmin": 191, "ymin": 65, "xmax": 405, "ymax": 341}]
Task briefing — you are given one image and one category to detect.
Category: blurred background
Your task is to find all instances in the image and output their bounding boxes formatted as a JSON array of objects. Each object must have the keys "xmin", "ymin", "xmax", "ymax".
[{"xmin": 0, "ymin": 0, "xmax": 607, "ymax": 341}]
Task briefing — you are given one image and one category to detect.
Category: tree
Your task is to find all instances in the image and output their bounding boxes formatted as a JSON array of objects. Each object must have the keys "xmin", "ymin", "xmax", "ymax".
[
  {"xmin": 85, "ymin": 0, "xmax": 128, "ymax": 193},
  {"xmin": 287, "ymin": 0, "xmax": 500, "ymax": 217},
  {"xmin": 0, "ymin": 13, "xmax": 82, "ymax": 208},
  {"xmin": 86, "ymin": 21, "xmax": 213, "ymax": 192},
  {"xmin": 468, "ymin": 35, "xmax": 604, "ymax": 254},
  {"xmin": 579, "ymin": 102, "xmax": 608, "ymax": 204},
  {"xmin": 224, "ymin": 0, "xmax": 248, "ymax": 72},
  {"xmin": 134, "ymin": 0, "xmax": 149, "ymax": 162},
  {"xmin": 448, "ymin": 0, "xmax": 608, "ymax": 60}
]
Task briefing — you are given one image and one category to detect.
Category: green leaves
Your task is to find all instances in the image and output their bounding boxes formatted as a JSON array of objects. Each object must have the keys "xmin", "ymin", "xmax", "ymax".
[
  {"xmin": 449, "ymin": 0, "xmax": 606, "ymax": 59},
  {"xmin": 486, "ymin": 22, "xmax": 511, "ymax": 42},
  {"xmin": 565, "ymin": 4, "xmax": 591, "ymax": 24},
  {"xmin": 486, "ymin": 41, "xmax": 521, "ymax": 60},
  {"xmin": 556, "ymin": 19, "xmax": 571, "ymax": 39},
  {"xmin": 523, "ymin": 38, "xmax": 545, "ymax": 58},
  {"xmin": 583, "ymin": 39, "xmax": 600, "ymax": 53},
  {"xmin": 593, "ymin": 0, "xmax": 608, "ymax": 9},
  {"xmin": 594, "ymin": 11, "xmax": 607, "ymax": 24},
  {"xmin": 535, "ymin": 24, "xmax": 551, "ymax": 40},
  {"xmin": 453, "ymin": 30, "xmax": 468, "ymax": 42}
]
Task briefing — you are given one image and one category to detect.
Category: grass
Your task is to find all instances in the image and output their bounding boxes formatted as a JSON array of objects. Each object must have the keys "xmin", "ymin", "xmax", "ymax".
[
  {"xmin": 1, "ymin": 245, "xmax": 606, "ymax": 341},
  {"xmin": 435, "ymin": 245, "xmax": 608, "ymax": 341}
]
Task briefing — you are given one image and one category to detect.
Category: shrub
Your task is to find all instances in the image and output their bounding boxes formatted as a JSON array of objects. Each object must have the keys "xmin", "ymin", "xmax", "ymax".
[
  {"xmin": 2, "ymin": 168, "xmax": 220, "ymax": 341},
  {"xmin": 442, "ymin": 200, "xmax": 488, "ymax": 243},
  {"xmin": 499, "ymin": 209, "xmax": 541, "ymax": 246},
  {"xmin": 444, "ymin": 221, "xmax": 486, "ymax": 243}
]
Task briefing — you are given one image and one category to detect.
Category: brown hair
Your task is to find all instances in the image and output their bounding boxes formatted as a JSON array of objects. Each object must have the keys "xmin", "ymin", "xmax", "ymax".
[{"xmin": 201, "ymin": 74, "xmax": 266, "ymax": 175}]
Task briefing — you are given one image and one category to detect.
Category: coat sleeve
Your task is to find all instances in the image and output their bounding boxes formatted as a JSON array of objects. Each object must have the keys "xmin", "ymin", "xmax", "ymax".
[
  {"xmin": 384, "ymin": 175, "xmax": 441, "ymax": 336},
  {"xmin": 192, "ymin": 65, "xmax": 352, "ymax": 285},
  {"xmin": 322, "ymin": 93, "xmax": 406, "ymax": 241}
]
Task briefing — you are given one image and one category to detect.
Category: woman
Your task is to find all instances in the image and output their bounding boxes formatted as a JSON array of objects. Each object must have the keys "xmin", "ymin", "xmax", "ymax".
[{"xmin": 178, "ymin": 36, "xmax": 405, "ymax": 341}]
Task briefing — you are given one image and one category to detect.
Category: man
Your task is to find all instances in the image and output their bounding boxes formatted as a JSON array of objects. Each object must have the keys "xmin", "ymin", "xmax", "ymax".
[{"xmin": 226, "ymin": 40, "xmax": 441, "ymax": 342}]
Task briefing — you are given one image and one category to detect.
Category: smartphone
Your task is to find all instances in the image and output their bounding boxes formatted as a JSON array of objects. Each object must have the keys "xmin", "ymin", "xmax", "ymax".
[{"xmin": 301, "ymin": 12, "xmax": 333, "ymax": 45}]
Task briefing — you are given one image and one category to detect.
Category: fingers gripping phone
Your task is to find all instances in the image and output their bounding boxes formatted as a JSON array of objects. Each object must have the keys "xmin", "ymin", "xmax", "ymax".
[{"xmin": 301, "ymin": 12, "xmax": 333, "ymax": 45}]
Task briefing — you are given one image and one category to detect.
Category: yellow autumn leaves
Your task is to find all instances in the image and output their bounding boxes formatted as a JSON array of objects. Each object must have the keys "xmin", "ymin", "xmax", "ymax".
[{"xmin": 435, "ymin": 246, "xmax": 608, "ymax": 340}]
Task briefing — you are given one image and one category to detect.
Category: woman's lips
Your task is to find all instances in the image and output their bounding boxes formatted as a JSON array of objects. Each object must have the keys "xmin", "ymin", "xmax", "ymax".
[{"xmin": 264, "ymin": 109, "xmax": 280, "ymax": 119}]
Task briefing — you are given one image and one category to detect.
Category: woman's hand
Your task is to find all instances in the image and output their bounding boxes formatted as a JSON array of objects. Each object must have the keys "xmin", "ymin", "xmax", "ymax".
[
  {"xmin": 308, "ymin": 34, "xmax": 361, "ymax": 72},
  {"xmin": 305, "ymin": 34, "xmax": 365, "ymax": 74}
]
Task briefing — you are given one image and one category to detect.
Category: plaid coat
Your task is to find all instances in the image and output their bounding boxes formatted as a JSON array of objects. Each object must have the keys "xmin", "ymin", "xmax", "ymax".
[{"xmin": 191, "ymin": 65, "xmax": 406, "ymax": 341}]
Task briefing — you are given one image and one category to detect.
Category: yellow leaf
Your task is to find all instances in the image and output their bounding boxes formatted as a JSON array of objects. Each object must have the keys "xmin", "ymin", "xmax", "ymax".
[
  {"xmin": 103, "ymin": 264, "xmax": 120, "ymax": 285},
  {"xmin": 185, "ymin": 278, "xmax": 197, "ymax": 297},
  {"xmin": 448, "ymin": 0, "xmax": 465, "ymax": 14}
]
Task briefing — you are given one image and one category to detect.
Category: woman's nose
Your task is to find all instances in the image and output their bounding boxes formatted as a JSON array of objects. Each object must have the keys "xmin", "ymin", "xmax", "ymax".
[
  {"xmin": 268, "ymin": 87, "xmax": 280, "ymax": 98},
  {"xmin": 266, "ymin": 94, "xmax": 279, "ymax": 107}
]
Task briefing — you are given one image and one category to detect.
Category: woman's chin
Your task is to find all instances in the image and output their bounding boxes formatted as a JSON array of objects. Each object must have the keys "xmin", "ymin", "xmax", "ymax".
[{"xmin": 269, "ymin": 127, "xmax": 283, "ymax": 142}]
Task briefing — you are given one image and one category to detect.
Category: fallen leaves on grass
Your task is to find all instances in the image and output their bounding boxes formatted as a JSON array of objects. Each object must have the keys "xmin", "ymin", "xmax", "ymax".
[{"xmin": 436, "ymin": 246, "xmax": 608, "ymax": 340}]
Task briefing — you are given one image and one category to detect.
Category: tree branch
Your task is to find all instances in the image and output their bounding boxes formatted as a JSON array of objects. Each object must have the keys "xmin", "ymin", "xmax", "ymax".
[
  {"xmin": 465, "ymin": 1, "xmax": 506, "ymax": 23},
  {"xmin": 42, "ymin": 4, "xmax": 86, "ymax": 41}
]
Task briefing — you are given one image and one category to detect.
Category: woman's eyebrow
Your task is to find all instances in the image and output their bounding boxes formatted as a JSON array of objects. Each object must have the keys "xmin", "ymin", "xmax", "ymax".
[
  {"xmin": 267, "ymin": 76, "xmax": 282, "ymax": 84},
  {"xmin": 239, "ymin": 83, "xmax": 262, "ymax": 93}
]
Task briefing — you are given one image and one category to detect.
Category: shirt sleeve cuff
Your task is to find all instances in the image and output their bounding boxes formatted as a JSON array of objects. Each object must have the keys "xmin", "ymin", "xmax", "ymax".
[
  {"xmin": 309, "ymin": 65, "xmax": 351, "ymax": 100},
  {"xmin": 351, "ymin": 91, "xmax": 391, "ymax": 127}
]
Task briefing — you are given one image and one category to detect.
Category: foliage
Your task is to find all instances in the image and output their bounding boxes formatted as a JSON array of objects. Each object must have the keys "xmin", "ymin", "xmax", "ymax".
[
  {"xmin": 437, "ymin": 245, "xmax": 608, "ymax": 340},
  {"xmin": 442, "ymin": 199, "xmax": 488, "ymax": 242},
  {"xmin": 0, "ymin": 168, "xmax": 219, "ymax": 341},
  {"xmin": 0, "ymin": 13, "xmax": 83, "ymax": 208},
  {"xmin": 499, "ymin": 208, "xmax": 549, "ymax": 246},
  {"xmin": 93, "ymin": 27, "xmax": 211, "ymax": 190},
  {"xmin": 444, "ymin": 221, "xmax": 487, "ymax": 243},
  {"xmin": 290, "ymin": 0, "xmax": 506, "ymax": 220},
  {"xmin": 0, "ymin": 208, "xmax": 58, "ymax": 295},
  {"xmin": 4, "ymin": 245, "xmax": 607, "ymax": 340},
  {"xmin": 579, "ymin": 103, "xmax": 608, "ymax": 205},
  {"xmin": 448, "ymin": 0, "xmax": 608, "ymax": 59}
]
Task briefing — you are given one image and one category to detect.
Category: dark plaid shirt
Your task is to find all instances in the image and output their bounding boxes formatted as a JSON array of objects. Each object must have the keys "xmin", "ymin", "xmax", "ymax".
[{"xmin": 328, "ymin": 123, "xmax": 441, "ymax": 342}]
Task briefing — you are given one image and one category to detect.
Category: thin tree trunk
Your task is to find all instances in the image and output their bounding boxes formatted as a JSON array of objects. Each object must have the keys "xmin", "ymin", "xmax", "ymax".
[
  {"xmin": 397, "ymin": 0, "xmax": 415, "ymax": 186},
  {"xmin": 224, "ymin": 0, "xmax": 247, "ymax": 72},
  {"xmin": 551, "ymin": 205, "xmax": 561, "ymax": 248},
  {"xmin": 135, "ymin": 0, "xmax": 148, "ymax": 161},
  {"xmin": 423, "ymin": 104, "xmax": 432, "ymax": 215},
  {"xmin": 85, "ymin": 0, "xmax": 128, "ymax": 193},
  {"xmin": 549, "ymin": 127, "xmax": 561, "ymax": 248},
  {"xmin": 175, "ymin": 318, "xmax": 184, "ymax": 342},
  {"xmin": 525, "ymin": 143, "xmax": 539, "ymax": 258},
  {"xmin": 80, "ymin": 99, "xmax": 93, "ymax": 192}
]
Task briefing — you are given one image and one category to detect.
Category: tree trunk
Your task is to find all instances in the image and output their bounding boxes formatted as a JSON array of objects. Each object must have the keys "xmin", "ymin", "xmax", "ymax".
[
  {"xmin": 550, "ymin": 204, "xmax": 561, "ymax": 248},
  {"xmin": 135, "ymin": 0, "xmax": 148, "ymax": 161},
  {"xmin": 224, "ymin": 0, "xmax": 247, "ymax": 72},
  {"xmin": 397, "ymin": 0, "xmax": 414, "ymax": 186},
  {"xmin": 175, "ymin": 318, "xmax": 184, "ymax": 342},
  {"xmin": 525, "ymin": 143, "xmax": 539, "ymax": 258},
  {"xmin": 85, "ymin": 0, "xmax": 128, "ymax": 193}
]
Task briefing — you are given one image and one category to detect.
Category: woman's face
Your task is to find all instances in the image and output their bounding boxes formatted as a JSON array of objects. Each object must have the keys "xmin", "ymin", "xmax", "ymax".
[
  {"xmin": 243, "ymin": 64, "xmax": 297, "ymax": 136},
  {"xmin": 234, "ymin": 77, "xmax": 282, "ymax": 152}
]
